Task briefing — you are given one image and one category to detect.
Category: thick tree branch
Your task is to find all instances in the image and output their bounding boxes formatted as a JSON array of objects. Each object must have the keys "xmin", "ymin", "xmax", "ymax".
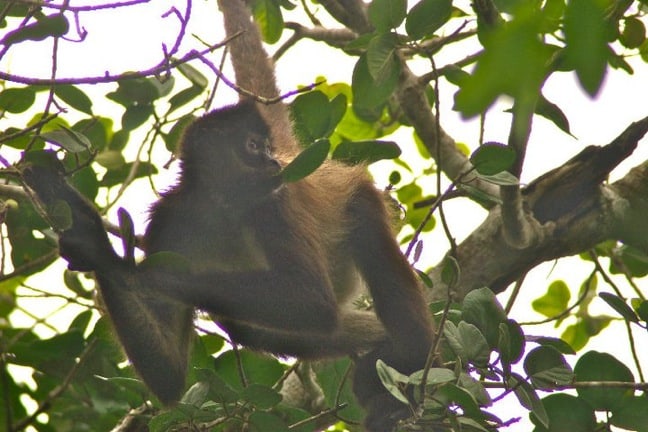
[
  {"xmin": 609, "ymin": 162, "xmax": 648, "ymax": 252},
  {"xmin": 427, "ymin": 116, "xmax": 648, "ymax": 301},
  {"xmin": 500, "ymin": 97, "xmax": 541, "ymax": 249}
]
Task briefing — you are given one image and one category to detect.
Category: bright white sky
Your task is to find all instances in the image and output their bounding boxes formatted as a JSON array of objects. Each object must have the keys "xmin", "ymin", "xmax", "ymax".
[{"xmin": 4, "ymin": 1, "xmax": 648, "ymax": 430}]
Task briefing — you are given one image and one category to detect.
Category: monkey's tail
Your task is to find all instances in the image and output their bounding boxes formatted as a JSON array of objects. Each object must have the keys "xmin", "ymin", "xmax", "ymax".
[{"xmin": 218, "ymin": 0, "xmax": 300, "ymax": 154}]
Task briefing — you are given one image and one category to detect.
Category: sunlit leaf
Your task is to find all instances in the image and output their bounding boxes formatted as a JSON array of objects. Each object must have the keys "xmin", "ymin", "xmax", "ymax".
[
  {"xmin": 251, "ymin": 0, "xmax": 283, "ymax": 43},
  {"xmin": 454, "ymin": 13, "xmax": 551, "ymax": 117},
  {"xmin": 532, "ymin": 280, "xmax": 570, "ymax": 318},
  {"xmin": 563, "ymin": 0, "xmax": 610, "ymax": 96}
]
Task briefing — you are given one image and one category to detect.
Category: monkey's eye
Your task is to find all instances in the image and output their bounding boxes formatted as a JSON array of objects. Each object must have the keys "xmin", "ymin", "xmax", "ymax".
[
  {"xmin": 246, "ymin": 137, "xmax": 271, "ymax": 154},
  {"xmin": 247, "ymin": 138, "xmax": 263, "ymax": 152}
]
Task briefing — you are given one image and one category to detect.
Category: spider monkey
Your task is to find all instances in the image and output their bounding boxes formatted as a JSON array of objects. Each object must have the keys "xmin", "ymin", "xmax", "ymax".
[{"xmin": 22, "ymin": 1, "xmax": 435, "ymax": 430}]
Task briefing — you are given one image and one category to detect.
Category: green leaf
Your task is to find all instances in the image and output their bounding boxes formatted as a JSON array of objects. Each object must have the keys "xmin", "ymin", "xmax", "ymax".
[
  {"xmin": 54, "ymin": 85, "xmax": 93, "ymax": 115},
  {"xmin": 251, "ymin": 0, "xmax": 283, "ymax": 43},
  {"xmin": 249, "ymin": 411, "xmax": 290, "ymax": 432},
  {"xmin": 620, "ymin": 17, "xmax": 646, "ymax": 49},
  {"xmin": 561, "ymin": 318, "xmax": 611, "ymax": 351},
  {"xmin": 475, "ymin": 170, "xmax": 520, "ymax": 186},
  {"xmin": 351, "ymin": 53, "xmax": 400, "ymax": 121},
  {"xmin": 610, "ymin": 395, "xmax": 648, "ymax": 431},
  {"xmin": 121, "ymin": 104, "xmax": 154, "ymax": 131},
  {"xmin": 73, "ymin": 117, "xmax": 111, "ymax": 150},
  {"xmin": 408, "ymin": 367, "xmax": 456, "ymax": 386},
  {"xmin": 332, "ymin": 140, "xmax": 401, "ymax": 164},
  {"xmin": 94, "ymin": 150, "xmax": 125, "ymax": 170},
  {"xmin": 168, "ymin": 86, "xmax": 203, "ymax": 114},
  {"xmin": 366, "ymin": 32, "xmax": 399, "ymax": 82},
  {"xmin": 164, "ymin": 115, "xmax": 195, "ymax": 153},
  {"xmin": 240, "ymin": 383, "xmax": 282, "ymax": 409},
  {"xmin": 100, "ymin": 161, "xmax": 157, "ymax": 187},
  {"xmin": 563, "ymin": 0, "xmax": 610, "ymax": 96},
  {"xmin": 454, "ymin": 13, "xmax": 551, "ymax": 117},
  {"xmin": 444, "ymin": 65, "xmax": 470, "ymax": 86},
  {"xmin": 531, "ymin": 393, "xmax": 596, "ymax": 432},
  {"xmin": 532, "ymin": 280, "xmax": 570, "ymax": 318},
  {"xmin": 610, "ymin": 245, "xmax": 648, "ymax": 277},
  {"xmin": 193, "ymin": 368, "xmax": 239, "ymax": 403},
  {"xmin": 1, "ymin": 14, "xmax": 68, "ymax": 45},
  {"xmin": 444, "ymin": 321, "xmax": 491, "ymax": 367},
  {"xmin": 599, "ymin": 292, "xmax": 639, "ymax": 323},
  {"xmin": 499, "ymin": 319, "xmax": 525, "ymax": 366},
  {"xmin": 440, "ymin": 255, "xmax": 460, "ymax": 287},
  {"xmin": 109, "ymin": 129, "xmax": 130, "ymax": 151},
  {"xmin": 213, "ymin": 350, "xmax": 285, "ymax": 392},
  {"xmin": 524, "ymin": 346, "xmax": 573, "ymax": 389},
  {"xmin": 281, "ymin": 139, "xmax": 330, "ymax": 182},
  {"xmin": 526, "ymin": 336, "xmax": 575, "ymax": 355},
  {"xmin": 574, "ymin": 351, "xmax": 634, "ymax": 411},
  {"xmin": 180, "ymin": 381, "xmax": 210, "ymax": 406},
  {"xmin": 107, "ymin": 77, "xmax": 162, "ymax": 106},
  {"xmin": 291, "ymin": 91, "xmax": 334, "ymax": 144},
  {"xmin": 40, "ymin": 127, "xmax": 92, "ymax": 153},
  {"xmin": 535, "ymin": 94, "xmax": 571, "ymax": 135},
  {"xmin": 376, "ymin": 359, "xmax": 410, "ymax": 404},
  {"xmin": 63, "ymin": 270, "xmax": 91, "ymax": 299},
  {"xmin": 457, "ymin": 372, "xmax": 492, "ymax": 406},
  {"xmin": 405, "ymin": 0, "xmax": 453, "ymax": 39},
  {"xmin": 437, "ymin": 383, "xmax": 484, "ymax": 418},
  {"xmin": 459, "ymin": 183, "xmax": 502, "ymax": 206},
  {"xmin": 368, "ymin": 0, "xmax": 407, "ymax": 31},
  {"xmin": 509, "ymin": 373, "xmax": 548, "ymax": 427},
  {"xmin": 177, "ymin": 62, "xmax": 208, "ymax": 88},
  {"xmin": 470, "ymin": 142, "xmax": 516, "ymax": 175},
  {"xmin": 461, "ymin": 287, "xmax": 507, "ymax": 348},
  {"xmin": 0, "ymin": 87, "xmax": 35, "ymax": 113},
  {"xmin": 637, "ymin": 300, "xmax": 648, "ymax": 322}
]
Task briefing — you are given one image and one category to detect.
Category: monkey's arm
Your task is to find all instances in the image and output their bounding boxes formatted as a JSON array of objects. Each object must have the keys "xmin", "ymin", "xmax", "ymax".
[
  {"xmin": 346, "ymin": 183, "xmax": 436, "ymax": 430},
  {"xmin": 348, "ymin": 183, "xmax": 435, "ymax": 356},
  {"xmin": 22, "ymin": 164, "xmax": 120, "ymax": 272}
]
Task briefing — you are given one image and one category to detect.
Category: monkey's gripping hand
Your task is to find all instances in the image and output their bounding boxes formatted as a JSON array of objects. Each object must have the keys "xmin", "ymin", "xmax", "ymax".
[{"xmin": 22, "ymin": 164, "xmax": 121, "ymax": 272}]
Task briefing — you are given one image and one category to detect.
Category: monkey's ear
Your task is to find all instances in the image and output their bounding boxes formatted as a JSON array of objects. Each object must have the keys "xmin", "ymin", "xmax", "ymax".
[{"xmin": 22, "ymin": 161, "xmax": 120, "ymax": 272}]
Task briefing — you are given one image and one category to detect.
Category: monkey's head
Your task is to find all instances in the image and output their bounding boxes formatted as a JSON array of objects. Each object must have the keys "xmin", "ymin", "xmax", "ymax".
[{"xmin": 179, "ymin": 102, "xmax": 283, "ymax": 206}]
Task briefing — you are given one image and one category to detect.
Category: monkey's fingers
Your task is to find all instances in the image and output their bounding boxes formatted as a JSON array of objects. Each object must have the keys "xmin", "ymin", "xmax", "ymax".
[{"xmin": 23, "ymin": 164, "xmax": 119, "ymax": 272}]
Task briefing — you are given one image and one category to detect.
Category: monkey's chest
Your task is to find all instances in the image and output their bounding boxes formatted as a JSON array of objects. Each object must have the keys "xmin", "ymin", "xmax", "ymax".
[{"xmin": 184, "ymin": 225, "xmax": 270, "ymax": 273}]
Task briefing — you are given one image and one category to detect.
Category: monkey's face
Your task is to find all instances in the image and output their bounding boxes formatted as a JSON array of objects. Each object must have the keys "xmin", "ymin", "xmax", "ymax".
[
  {"xmin": 236, "ymin": 132, "xmax": 281, "ymax": 176},
  {"xmin": 179, "ymin": 104, "xmax": 283, "ymax": 207}
]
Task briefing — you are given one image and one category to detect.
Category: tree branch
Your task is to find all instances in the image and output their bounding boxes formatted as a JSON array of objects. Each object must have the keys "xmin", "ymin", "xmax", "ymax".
[{"xmin": 426, "ymin": 116, "xmax": 648, "ymax": 300}]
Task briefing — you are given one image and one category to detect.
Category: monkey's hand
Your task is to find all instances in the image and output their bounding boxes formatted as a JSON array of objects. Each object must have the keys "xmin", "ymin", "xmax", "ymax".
[{"xmin": 22, "ymin": 164, "xmax": 120, "ymax": 272}]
